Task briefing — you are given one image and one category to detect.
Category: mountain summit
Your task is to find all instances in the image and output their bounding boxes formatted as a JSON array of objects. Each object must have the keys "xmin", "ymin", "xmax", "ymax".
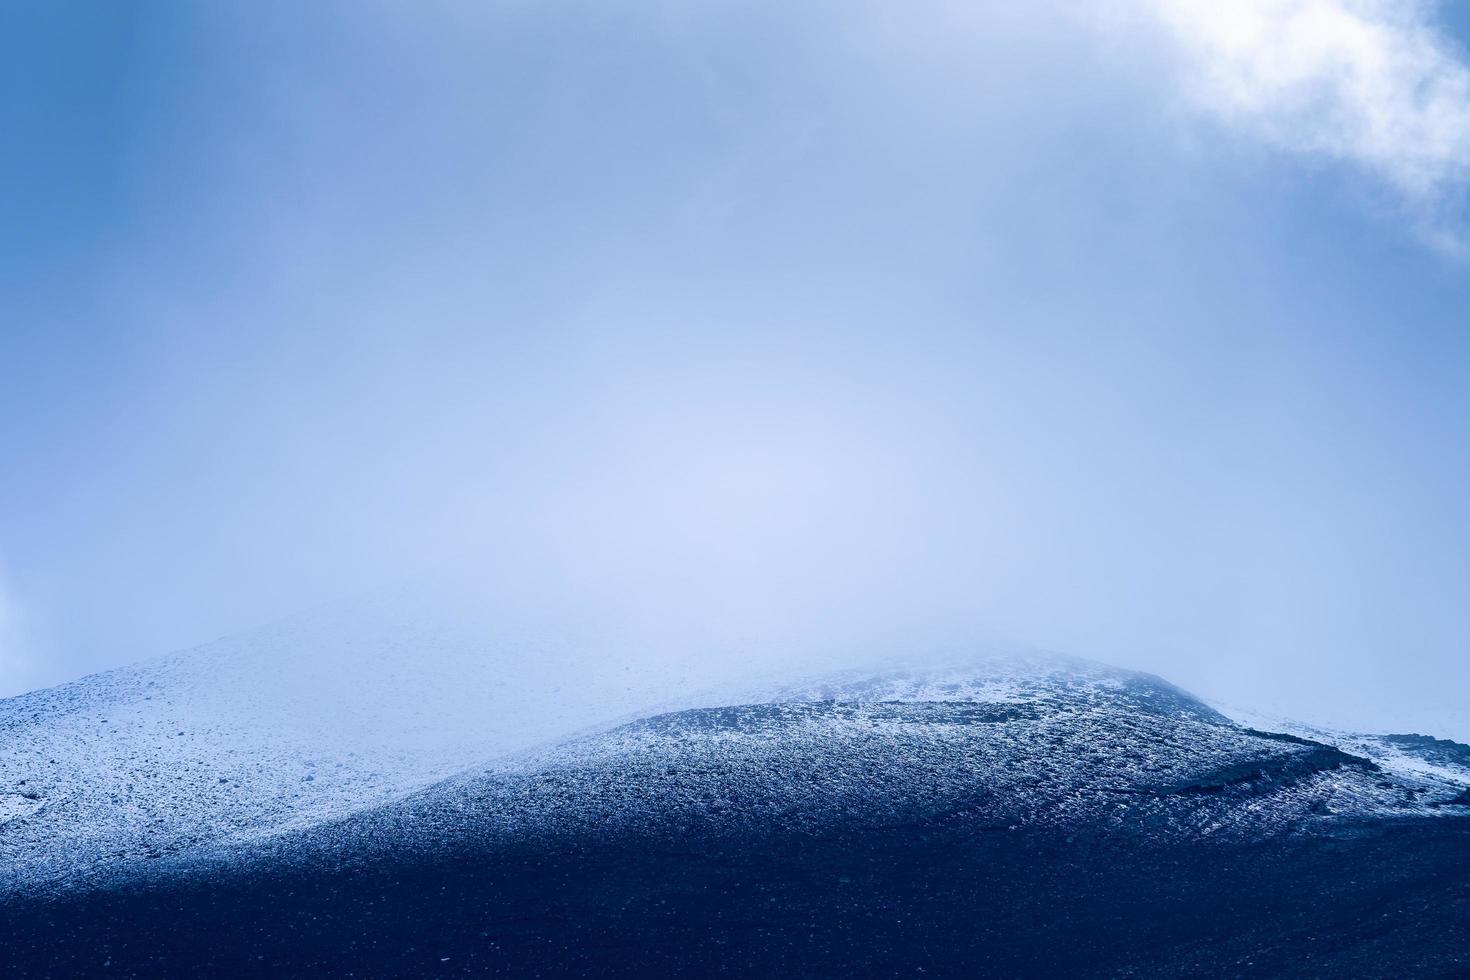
[{"xmin": 3, "ymin": 621, "xmax": 1468, "ymax": 977}]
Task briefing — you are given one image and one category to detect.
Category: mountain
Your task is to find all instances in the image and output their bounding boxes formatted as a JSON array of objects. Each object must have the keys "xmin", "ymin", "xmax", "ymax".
[
  {"xmin": 223, "ymin": 655, "xmax": 1464, "ymax": 876},
  {"xmin": 0, "ymin": 588, "xmax": 765, "ymax": 896},
  {"xmin": 3, "ymin": 630, "xmax": 1469, "ymax": 977}
]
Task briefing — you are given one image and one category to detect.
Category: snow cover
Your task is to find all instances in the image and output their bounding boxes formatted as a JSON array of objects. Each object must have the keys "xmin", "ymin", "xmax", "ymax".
[
  {"xmin": 1218, "ymin": 704, "xmax": 1470, "ymax": 794},
  {"xmin": 0, "ymin": 588, "xmax": 785, "ymax": 894},
  {"xmin": 299, "ymin": 659, "xmax": 1463, "ymax": 869},
  {"xmin": 3, "ymin": 598, "xmax": 1466, "ymax": 897}
]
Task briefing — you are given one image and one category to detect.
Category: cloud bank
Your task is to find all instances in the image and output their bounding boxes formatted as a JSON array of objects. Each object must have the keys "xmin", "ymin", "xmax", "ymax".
[{"xmin": 1144, "ymin": 0, "xmax": 1470, "ymax": 249}]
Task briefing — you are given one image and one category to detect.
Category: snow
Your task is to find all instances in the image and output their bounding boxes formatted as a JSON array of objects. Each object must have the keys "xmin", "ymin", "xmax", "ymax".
[
  {"xmin": 0, "ymin": 791, "xmax": 41, "ymax": 825},
  {"xmin": 1216, "ymin": 704, "xmax": 1470, "ymax": 799},
  {"xmin": 4, "ymin": 594, "xmax": 1466, "ymax": 897},
  {"xmin": 0, "ymin": 588, "xmax": 782, "ymax": 894},
  {"xmin": 220, "ymin": 659, "xmax": 1470, "ymax": 883}
]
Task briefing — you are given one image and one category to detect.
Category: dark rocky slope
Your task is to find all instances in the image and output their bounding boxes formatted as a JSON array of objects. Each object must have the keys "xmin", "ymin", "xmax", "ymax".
[{"xmin": 3, "ymin": 657, "xmax": 1467, "ymax": 978}]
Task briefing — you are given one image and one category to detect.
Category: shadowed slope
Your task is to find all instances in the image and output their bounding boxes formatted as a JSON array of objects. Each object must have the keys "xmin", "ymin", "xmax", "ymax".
[{"xmin": 5, "ymin": 657, "xmax": 1468, "ymax": 978}]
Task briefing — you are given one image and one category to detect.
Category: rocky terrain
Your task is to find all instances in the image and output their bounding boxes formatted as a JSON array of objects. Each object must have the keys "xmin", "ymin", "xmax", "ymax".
[
  {"xmin": 0, "ymin": 590, "xmax": 752, "ymax": 895},
  {"xmin": 3, "ymin": 644, "xmax": 1468, "ymax": 977},
  {"xmin": 263, "ymin": 656, "xmax": 1467, "ymax": 872}
]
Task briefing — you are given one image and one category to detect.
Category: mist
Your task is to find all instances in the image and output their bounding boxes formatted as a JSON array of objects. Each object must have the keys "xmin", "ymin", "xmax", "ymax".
[{"xmin": 4, "ymin": 1, "xmax": 1470, "ymax": 741}]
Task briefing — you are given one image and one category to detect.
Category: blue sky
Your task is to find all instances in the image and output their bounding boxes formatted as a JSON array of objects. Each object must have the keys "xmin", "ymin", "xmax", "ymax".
[{"xmin": 3, "ymin": 2, "xmax": 1470, "ymax": 737}]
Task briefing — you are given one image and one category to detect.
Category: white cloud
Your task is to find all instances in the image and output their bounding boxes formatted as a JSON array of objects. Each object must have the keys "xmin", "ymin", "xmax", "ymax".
[{"xmin": 1142, "ymin": 0, "xmax": 1470, "ymax": 249}]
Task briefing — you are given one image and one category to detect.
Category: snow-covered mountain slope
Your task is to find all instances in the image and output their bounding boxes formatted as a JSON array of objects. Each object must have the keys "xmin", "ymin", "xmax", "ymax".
[
  {"xmin": 755, "ymin": 653, "xmax": 1230, "ymax": 723},
  {"xmin": 1218, "ymin": 703, "xmax": 1470, "ymax": 792},
  {"xmin": 141, "ymin": 653, "xmax": 1461, "ymax": 901},
  {"xmin": 0, "ymin": 589, "xmax": 802, "ymax": 895},
  {"xmin": 5, "ymin": 647, "xmax": 1469, "ymax": 979},
  {"xmin": 6, "ymin": 602, "xmax": 1467, "ymax": 903}
]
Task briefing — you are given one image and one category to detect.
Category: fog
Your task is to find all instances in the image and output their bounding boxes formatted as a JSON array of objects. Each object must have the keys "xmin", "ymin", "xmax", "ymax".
[{"xmin": 3, "ymin": 1, "xmax": 1470, "ymax": 740}]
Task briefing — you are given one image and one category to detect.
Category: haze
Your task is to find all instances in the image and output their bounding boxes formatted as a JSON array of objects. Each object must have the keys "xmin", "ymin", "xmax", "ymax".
[{"xmin": 4, "ymin": 1, "xmax": 1470, "ymax": 740}]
